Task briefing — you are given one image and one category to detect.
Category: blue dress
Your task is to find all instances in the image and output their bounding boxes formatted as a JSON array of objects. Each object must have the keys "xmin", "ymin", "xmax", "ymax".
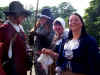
[{"xmin": 56, "ymin": 35, "xmax": 100, "ymax": 75}]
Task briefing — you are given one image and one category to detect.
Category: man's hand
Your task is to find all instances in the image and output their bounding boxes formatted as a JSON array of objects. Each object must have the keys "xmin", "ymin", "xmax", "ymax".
[{"xmin": 35, "ymin": 20, "xmax": 40, "ymax": 28}]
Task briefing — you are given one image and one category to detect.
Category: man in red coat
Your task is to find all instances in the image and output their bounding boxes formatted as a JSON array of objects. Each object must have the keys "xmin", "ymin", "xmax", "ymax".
[{"xmin": 0, "ymin": 1, "xmax": 32, "ymax": 75}]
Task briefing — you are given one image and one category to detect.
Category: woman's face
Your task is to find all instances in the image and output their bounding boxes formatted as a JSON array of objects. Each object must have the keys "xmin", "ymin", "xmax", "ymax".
[
  {"xmin": 53, "ymin": 24, "xmax": 64, "ymax": 35},
  {"xmin": 69, "ymin": 15, "xmax": 83, "ymax": 32}
]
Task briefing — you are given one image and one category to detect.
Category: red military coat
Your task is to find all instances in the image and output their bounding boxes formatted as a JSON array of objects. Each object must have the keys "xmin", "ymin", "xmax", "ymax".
[{"xmin": 0, "ymin": 23, "xmax": 27, "ymax": 75}]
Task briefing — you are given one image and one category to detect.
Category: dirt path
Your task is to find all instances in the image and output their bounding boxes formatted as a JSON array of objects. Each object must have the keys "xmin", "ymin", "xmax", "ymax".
[{"xmin": 27, "ymin": 64, "xmax": 36, "ymax": 75}]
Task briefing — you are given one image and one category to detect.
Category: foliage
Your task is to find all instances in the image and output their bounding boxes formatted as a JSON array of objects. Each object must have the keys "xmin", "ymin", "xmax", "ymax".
[
  {"xmin": 84, "ymin": 0, "xmax": 100, "ymax": 45},
  {"xmin": 0, "ymin": 7, "xmax": 8, "ymax": 20}
]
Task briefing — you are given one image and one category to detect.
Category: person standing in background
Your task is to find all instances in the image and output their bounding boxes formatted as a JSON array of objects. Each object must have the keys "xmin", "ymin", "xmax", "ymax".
[
  {"xmin": 41, "ymin": 17, "xmax": 69, "ymax": 75},
  {"xmin": 29, "ymin": 8, "xmax": 54, "ymax": 75}
]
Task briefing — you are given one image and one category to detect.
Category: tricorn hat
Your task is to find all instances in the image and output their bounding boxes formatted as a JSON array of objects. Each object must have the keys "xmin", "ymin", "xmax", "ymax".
[
  {"xmin": 39, "ymin": 8, "xmax": 52, "ymax": 19},
  {"xmin": 4, "ymin": 1, "xmax": 32, "ymax": 17}
]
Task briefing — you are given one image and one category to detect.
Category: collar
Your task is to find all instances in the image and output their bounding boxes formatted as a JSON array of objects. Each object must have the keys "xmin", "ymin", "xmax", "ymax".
[{"xmin": 4, "ymin": 20, "xmax": 24, "ymax": 32}]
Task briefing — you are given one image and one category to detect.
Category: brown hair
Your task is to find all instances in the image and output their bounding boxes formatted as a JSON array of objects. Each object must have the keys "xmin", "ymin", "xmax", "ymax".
[{"xmin": 68, "ymin": 13, "xmax": 87, "ymax": 39}]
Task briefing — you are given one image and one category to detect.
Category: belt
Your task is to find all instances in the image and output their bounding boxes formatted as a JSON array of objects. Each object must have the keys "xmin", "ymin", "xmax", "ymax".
[
  {"xmin": 62, "ymin": 70, "xmax": 87, "ymax": 75},
  {"xmin": 34, "ymin": 51, "xmax": 42, "ymax": 55}
]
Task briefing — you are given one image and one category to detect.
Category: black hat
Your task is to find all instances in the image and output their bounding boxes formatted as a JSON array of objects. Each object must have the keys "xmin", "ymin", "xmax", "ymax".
[
  {"xmin": 39, "ymin": 8, "xmax": 52, "ymax": 19},
  {"xmin": 4, "ymin": 1, "xmax": 32, "ymax": 17}
]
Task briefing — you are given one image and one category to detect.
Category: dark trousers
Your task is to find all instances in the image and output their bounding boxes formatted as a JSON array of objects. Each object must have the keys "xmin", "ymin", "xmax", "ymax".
[{"xmin": 3, "ymin": 59, "xmax": 18, "ymax": 75}]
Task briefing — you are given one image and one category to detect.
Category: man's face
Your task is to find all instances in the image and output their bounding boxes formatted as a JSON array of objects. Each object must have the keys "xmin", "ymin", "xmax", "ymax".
[
  {"xmin": 16, "ymin": 16, "xmax": 26, "ymax": 24},
  {"xmin": 39, "ymin": 17, "xmax": 48, "ymax": 25}
]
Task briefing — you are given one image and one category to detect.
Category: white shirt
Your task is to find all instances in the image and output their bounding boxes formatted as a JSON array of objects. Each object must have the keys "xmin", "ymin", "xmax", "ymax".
[
  {"xmin": 64, "ymin": 40, "xmax": 79, "ymax": 59},
  {"xmin": 4, "ymin": 20, "xmax": 24, "ymax": 32}
]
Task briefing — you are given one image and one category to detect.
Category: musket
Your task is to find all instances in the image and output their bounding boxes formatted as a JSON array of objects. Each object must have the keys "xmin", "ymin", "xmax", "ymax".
[
  {"xmin": 29, "ymin": 0, "xmax": 40, "ymax": 75},
  {"xmin": 34, "ymin": 0, "xmax": 39, "ymax": 32}
]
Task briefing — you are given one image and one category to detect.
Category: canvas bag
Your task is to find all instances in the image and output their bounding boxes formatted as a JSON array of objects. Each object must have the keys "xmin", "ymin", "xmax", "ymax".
[{"xmin": 37, "ymin": 53, "xmax": 54, "ymax": 74}]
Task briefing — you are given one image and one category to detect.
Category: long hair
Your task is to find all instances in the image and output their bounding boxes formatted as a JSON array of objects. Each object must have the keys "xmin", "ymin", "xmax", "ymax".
[{"xmin": 68, "ymin": 13, "xmax": 88, "ymax": 40}]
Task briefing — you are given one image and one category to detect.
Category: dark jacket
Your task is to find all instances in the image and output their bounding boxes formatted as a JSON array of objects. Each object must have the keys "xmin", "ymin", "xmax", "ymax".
[
  {"xmin": 29, "ymin": 20, "xmax": 54, "ymax": 51},
  {"xmin": 0, "ymin": 23, "xmax": 27, "ymax": 75},
  {"xmin": 56, "ymin": 34, "xmax": 100, "ymax": 75}
]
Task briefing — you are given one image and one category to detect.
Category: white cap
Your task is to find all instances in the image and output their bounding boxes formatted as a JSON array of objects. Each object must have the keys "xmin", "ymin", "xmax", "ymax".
[{"xmin": 53, "ymin": 17, "xmax": 65, "ymax": 29}]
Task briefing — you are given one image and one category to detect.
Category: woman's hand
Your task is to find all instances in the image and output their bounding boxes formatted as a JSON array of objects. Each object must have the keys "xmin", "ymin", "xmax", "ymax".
[
  {"xmin": 42, "ymin": 48, "xmax": 59, "ymax": 57},
  {"xmin": 42, "ymin": 48, "xmax": 52, "ymax": 54}
]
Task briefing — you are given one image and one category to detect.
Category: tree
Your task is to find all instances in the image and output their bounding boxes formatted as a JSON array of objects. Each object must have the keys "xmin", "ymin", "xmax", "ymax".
[
  {"xmin": 0, "ymin": 7, "xmax": 8, "ymax": 20},
  {"xmin": 58, "ymin": 2, "xmax": 76, "ymax": 18},
  {"xmin": 23, "ymin": 7, "xmax": 35, "ymax": 34},
  {"xmin": 50, "ymin": 6, "xmax": 59, "ymax": 18},
  {"xmin": 84, "ymin": 0, "xmax": 100, "ymax": 45}
]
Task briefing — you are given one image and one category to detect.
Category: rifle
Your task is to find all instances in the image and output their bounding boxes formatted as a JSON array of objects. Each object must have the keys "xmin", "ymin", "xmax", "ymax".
[
  {"xmin": 28, "ymin": 0, "xmax": 40, "ymax": 75},
  {"xmin": 33, "ymin": 0, "xmax": 39, "ymax": 32}
]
